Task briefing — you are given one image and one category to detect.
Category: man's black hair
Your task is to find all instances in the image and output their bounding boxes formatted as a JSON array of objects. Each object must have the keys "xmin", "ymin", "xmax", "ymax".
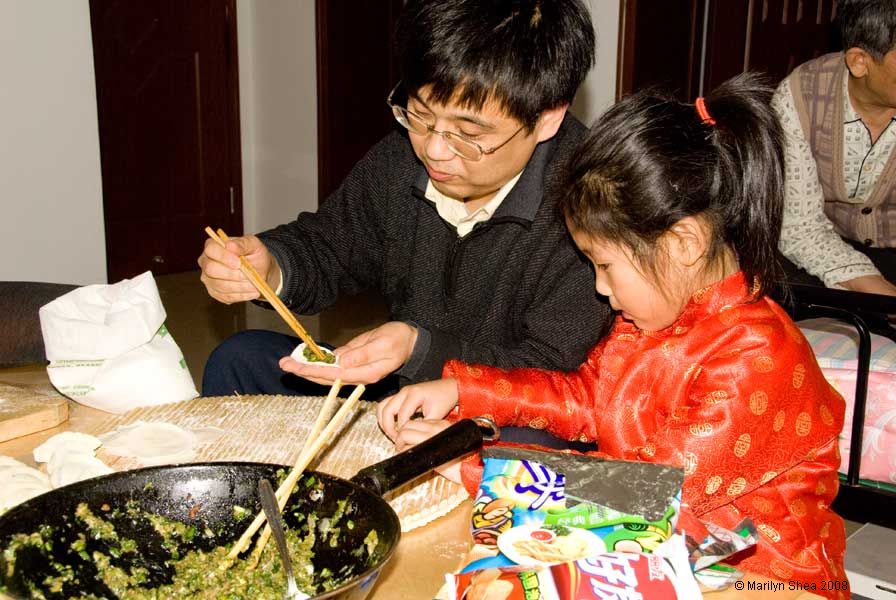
[
  {"xmin": 396, "ymin": 0, "xmax": 595, "ymax": 128},
  {"xmin": 839, "ymin": 0, "xmax": 896, "ymax": 59}
]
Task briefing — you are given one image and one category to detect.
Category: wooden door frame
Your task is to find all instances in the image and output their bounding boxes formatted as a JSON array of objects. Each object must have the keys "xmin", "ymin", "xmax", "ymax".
[
  {"xmin": 91, "ymin": 0, "xmax": 244, "ymax": 280},
  {"xmin": 223, "ymin": 0, "xmax": 245, "ymax": 237},
  {"xmin": 314, "ymin": 0, "xmax": 403, "ymax": 204},
  {"xmin": 615, "ymin": 0, "xmax": 706, "ymax": 100}
]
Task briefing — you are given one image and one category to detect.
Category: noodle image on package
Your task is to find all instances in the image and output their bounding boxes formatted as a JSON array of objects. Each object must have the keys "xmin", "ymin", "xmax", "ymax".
[
  {"xmin": 463, "ymin": 447, "xmax": 682, "ymax": 573},
  {"xmin": 446, "ymin": 447, "xmax": 759, "ymax": 599}
]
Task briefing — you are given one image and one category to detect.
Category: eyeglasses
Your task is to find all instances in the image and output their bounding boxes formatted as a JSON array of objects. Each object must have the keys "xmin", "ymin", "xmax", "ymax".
[{"xmin": 387, "ymin": 83, "xmax": 525, "ymax": 161}]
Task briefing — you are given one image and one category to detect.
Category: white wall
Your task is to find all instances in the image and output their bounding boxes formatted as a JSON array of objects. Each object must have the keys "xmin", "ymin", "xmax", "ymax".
[
  {"xmin": 0, "ymin": 0, "xmax": 106, "ymax": 284},
  {"xmin": 571, "ymin": 0, "xmax": 621, "ymax": 127},
  {"xmin": 235, "ymin": 0, "xmax": 619, "ymax": 236},
  {"xmin": 236, "ymin": 0, "xmax": 318, "ymax": 235},
  {"xmin": 0, "ymin": 1, "xmax": 618, "ymax": 287}
]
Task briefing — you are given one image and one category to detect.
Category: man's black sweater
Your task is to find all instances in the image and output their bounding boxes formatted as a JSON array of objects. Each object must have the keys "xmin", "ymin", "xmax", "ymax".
[{"xmin": 259, "ymin": 114, "xmax": 610, "ymax": 384}]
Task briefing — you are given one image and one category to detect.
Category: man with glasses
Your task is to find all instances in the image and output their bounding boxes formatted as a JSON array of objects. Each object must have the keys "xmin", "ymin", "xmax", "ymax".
[{"xmin": 198, "ymin": 0, "xmax": 611, "ymax": 426}]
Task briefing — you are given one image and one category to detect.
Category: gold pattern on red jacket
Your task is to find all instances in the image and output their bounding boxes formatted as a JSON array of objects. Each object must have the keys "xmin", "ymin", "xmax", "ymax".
[{"xmin": 446, "ymin": 272, "xmax": 847, "ymax": 599}]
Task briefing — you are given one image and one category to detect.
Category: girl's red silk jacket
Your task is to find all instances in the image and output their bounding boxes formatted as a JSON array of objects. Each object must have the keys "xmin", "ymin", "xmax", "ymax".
[{"xmin": 446, "ymin": 272, "xmax": 847, "ymax": 598}]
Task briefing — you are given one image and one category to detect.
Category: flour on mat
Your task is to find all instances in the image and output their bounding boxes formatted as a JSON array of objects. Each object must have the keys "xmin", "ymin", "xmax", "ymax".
[
  {"xmin": 0, "ymin": 456, "xmax": 52, "ymax": 514},
  {"xmin": 99, "ymin": 421, "xmax": 224, "ymax": 466}
]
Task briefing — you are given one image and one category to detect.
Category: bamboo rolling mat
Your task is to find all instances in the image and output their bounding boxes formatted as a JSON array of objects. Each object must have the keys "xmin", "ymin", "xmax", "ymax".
[{"xmin": 81, "ymin": 395, "xmax": 468, "ymax": 532}]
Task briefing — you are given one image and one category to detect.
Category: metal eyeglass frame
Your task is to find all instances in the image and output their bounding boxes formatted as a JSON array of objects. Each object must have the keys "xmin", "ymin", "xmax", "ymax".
[{"xmin": 386, "ymin": 82, "xmax": 525, "ymax": 161}]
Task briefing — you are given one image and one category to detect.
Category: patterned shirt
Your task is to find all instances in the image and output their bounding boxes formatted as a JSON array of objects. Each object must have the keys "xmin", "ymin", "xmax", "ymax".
[{"xmin": 773, "ymin": 69, "xmax": 896, "ymax": 287}]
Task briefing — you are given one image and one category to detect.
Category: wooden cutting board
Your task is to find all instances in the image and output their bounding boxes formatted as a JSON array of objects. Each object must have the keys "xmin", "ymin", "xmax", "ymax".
[{"xmin": 0, "ymin": 384, "xmax": 69, "ymax": 443}]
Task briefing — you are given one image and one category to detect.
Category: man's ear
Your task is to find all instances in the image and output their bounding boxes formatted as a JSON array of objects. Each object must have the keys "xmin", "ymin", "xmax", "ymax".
[
  {"xmin": 845, "ymin": 47, "xmax": 871, "ymax": 78},
  {"xmin": 665, "ymin": 216, "xmax": 709, "ymax": 267},
  {"xmin": 534, "ymin": 104, "xmax": 569, "ymax": 142}
]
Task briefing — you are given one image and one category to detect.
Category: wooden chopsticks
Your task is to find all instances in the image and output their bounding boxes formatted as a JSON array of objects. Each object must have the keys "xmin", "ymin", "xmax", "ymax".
[
  {"xmin": 223, "ymin": 380, "xmax": 366, "ymax": 567},
  {"xmin": 204, "ymin": 226, "xmax": 326, "ymax": 360}
]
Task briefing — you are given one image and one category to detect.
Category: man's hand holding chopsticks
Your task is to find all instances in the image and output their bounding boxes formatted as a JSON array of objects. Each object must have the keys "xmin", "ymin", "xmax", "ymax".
[
  {"xmin": 198, "ymin": 234, "xmax": 281, "ymax": 305},
  {"xmin": 279, "ymin": 321, "xmax": 418, "ymax": 386}
]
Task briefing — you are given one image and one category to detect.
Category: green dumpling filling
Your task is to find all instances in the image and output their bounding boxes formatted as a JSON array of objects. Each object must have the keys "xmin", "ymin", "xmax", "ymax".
[{"xmin": 303, "ymin": 346, "xmax": 336, "ymax": 364}]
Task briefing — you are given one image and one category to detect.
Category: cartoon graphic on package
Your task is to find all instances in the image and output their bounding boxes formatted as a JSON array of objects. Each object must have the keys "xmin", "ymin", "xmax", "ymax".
[
  {"xmin": 471, "ymin": 455, "xmax": 680, "ymax": 569},
  {"xmin": 471, "ymin": 496, "xmax": 516, "ymax": 546},
  {"xmin": 452, "ymin": 449, "xmax": 759, "ymax": 597}
]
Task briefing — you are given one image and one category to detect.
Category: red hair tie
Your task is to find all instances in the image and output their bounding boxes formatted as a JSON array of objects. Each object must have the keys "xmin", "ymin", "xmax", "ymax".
[{"xmin": 695, "ymin": 97, "xmax": 716, "ymax": 126}]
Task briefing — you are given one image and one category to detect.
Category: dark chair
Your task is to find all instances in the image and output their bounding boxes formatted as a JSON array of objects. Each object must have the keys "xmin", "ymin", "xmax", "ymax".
[
  {"xmin": 775, "ymin": 282, "xmax": 896, "ymax": 529},
  {"xmin": 0, "ymin": 282, "xmax": 79, "ymax": 368}
]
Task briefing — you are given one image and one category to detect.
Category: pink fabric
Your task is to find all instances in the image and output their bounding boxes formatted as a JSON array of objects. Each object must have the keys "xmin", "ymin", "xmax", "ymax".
[{"xmin": 822, "ymin": 367, "xmax": 896, "ymax": 485}]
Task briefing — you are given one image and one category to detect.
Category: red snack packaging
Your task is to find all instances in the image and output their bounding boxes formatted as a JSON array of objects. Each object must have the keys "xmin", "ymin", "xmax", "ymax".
[
  {"xmin": 550, "ymin": 551, "xmax": 698, "ymax": 599},
  {"xmin": 452, "ymin": 567, "xmax": 555, "ymax": 600},
  {"xmin": 449, "ymin": 535, "xmax": 702, "ymax": 600}
]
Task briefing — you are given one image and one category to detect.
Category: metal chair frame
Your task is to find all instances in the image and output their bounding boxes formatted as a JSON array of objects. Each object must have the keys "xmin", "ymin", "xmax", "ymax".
[{"xmin": 778, "ymin": 283, "xmax": 896, "ymax": 529}]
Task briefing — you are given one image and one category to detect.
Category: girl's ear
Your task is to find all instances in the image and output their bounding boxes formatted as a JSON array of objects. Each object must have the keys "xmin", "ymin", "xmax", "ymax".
[
  {"xmin": 665, "ymin": 216, "xmax": 709, "ymax": 267},
  {"xmin": 845, "ymin": 47, "xmax": 871, "ymax": 78},
  {"xmin": 534, "ymin": 104, "xmax": 569, "ymax": 142}
]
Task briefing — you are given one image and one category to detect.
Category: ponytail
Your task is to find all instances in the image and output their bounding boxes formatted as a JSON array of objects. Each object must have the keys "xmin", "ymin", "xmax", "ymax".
[
  {"xmin": 701, "ymin": 73, "xmax": 784, "ymax": 297},
  {"xmin": 560, "ymin": 72, "xmax": 785, "ymax": 299}
]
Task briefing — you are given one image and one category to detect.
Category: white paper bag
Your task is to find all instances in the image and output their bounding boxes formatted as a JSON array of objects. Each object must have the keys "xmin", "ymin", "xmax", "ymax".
[{"xmin": 39, "ymin": 271, "xmax": 198, "ymax": 413}]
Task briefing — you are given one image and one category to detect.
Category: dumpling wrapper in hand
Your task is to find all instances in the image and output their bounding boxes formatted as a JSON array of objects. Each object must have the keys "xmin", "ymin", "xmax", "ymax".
[{"xmin": 290, "ymin": 343, "xmax": 339, "ymax": 368}]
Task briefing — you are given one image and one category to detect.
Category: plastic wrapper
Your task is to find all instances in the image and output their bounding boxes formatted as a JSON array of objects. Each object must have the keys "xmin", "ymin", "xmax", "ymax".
[
  {"xmin": 467, "ymin": 447, "xmax": 682, "ymax": 568},
  {"xmin": 677, "ymin": 511, "xmax": 758, "ymax": 590},
  {"xmin": 448, "ymin": 534, "xmax": 702, "ymax": 600},
  {"xmin": 443, "ymin": 447, "xmax": 760, "ymax": 599}
]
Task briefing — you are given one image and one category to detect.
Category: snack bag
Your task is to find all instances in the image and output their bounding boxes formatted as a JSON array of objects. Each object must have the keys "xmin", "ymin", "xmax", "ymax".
[
  {"xmin": 550, "ymin": 534, "xmax": 702, "ymax": 599},
  {"xmin": 443, "ymin": 446, "xmax": 760, "ymax": 599},
  {"xmin": 467, "ymin": 447, "xmax": 682, "ymax": 571},
  {"xmin": 451, "ymin": 567, "xmax": 556, "ymax": 600},
  {"xmin": 448, "ymin": 534, "xmax": 703, "ymax": 600}
]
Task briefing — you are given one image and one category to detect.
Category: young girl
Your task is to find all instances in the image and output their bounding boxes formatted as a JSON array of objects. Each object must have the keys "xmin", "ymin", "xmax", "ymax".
[{"xmin": 377, "ymin": 73, "xmax": 847, "ymax": 597}]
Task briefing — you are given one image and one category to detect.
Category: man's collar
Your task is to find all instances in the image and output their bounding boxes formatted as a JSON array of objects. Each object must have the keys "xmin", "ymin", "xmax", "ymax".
[
  {"xmin": 411, "ymin": 115, "xmax": 567, "ymax": 223},
  {"xmin": 843, "ymin": 67, "xmax": 896, "ymax": 125}
]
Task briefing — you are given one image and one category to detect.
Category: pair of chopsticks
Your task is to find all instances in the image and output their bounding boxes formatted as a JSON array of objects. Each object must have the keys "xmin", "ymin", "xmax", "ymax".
[
  {"xmin": 224, "ymin": 379, "xmax": 366, "ymax": 567},
  {"xmin": 204, "ymin": 226, "xmax": 327, "ymax": 360}
]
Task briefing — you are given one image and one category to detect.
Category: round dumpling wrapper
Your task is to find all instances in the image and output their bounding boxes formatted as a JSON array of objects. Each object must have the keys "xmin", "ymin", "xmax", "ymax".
[{"xmin": 100, "ymin": 421, "xmax": 222, "ymax": 466}]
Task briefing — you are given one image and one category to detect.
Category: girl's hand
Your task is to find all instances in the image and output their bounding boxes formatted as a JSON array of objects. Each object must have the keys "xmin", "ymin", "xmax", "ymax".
[
  {"xmin": 376, "ymin": 378, "xmax": 459, "ymax": 441},
  {"xmin": 391, "ymin": 418, "xmax": 451, "ymax": 452},
  {"xmin": 389, "ymin": 418, "xmax": 463, "ymax": 484}
]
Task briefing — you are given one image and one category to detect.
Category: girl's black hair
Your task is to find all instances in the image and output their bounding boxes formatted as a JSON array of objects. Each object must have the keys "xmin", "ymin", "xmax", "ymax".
[
  {"xmin": 396, "ymin": 0, "xmax": 595, "ymax": 128},
  {"xmin": 560, "ymin": 72, "xmax": 785, "ymax": 299}
]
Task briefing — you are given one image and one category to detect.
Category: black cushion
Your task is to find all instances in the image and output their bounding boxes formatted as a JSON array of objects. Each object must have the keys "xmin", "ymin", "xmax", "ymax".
[{"xmin": 0, "ymin": 282, "xmax": 79, "ymax": 368}]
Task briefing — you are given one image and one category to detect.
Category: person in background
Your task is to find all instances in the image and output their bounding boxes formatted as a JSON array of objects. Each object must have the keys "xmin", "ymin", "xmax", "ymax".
[
  {"xmin": 378, "ymin": 74, "xmax": 846, "ymax": 597},
  {"xmin": 775, "ymin": 0, "xmax": 896, "ymax": 296},
  {"xmin": 197, "ymin": 1, "xmax": 610, "ymax": 431}
]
